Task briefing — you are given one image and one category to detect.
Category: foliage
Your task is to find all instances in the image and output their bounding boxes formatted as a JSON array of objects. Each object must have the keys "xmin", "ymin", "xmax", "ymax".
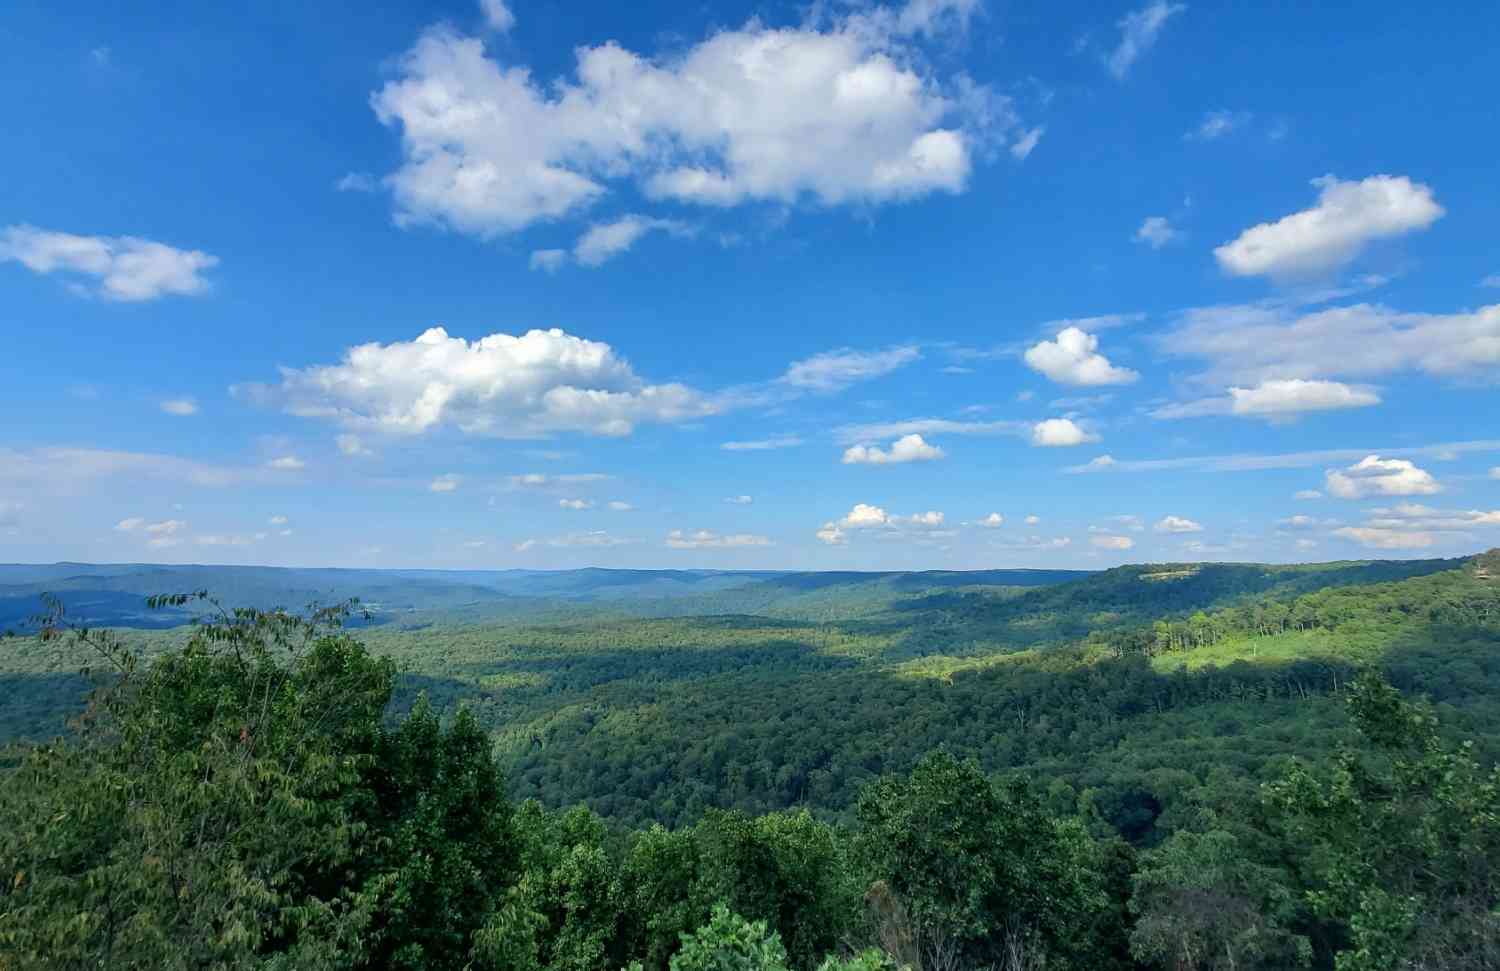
[{"xmin": 669, "ymin": 903, "xmax": 791, "ymax": 971}]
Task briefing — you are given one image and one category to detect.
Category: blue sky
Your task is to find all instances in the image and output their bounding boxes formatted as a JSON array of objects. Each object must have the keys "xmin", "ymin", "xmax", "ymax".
[{"xmin": 2, "ymin": 0, "xmax": 1498, "ymax": 570}]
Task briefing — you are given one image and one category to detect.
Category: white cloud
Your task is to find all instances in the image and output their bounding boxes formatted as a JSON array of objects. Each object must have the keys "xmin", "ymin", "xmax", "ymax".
[
  {"xmin": 1090, "ymin": 534, "xmax": 1135, "ymax": 551},
  {"xmin": 1154, "ymin": 515, "xmax": 1203, "ymax": 533},
  {"xmin": 574, "ymin": 215, "xmax": 690, "ymax": 267},
  {"xmin": 534, "ymin": 530, "xmax": 632, "ymax": 548},
  {"xmin": 1214, "ymin": 175, "xmax": 1444, "ymax": 280},
  {"xmin": 607, "ymin": 500, "xmax": 633, "ymax": 511},
  {"xmin": 1032, "ymin": 418, "xmax": 1099, "ymax": 447},
  {"xmin": 430, "ymin": 473, "xmax": 461, "ymax": 492},
  {"xmin": 116, "ymin": 518, "xmax": 187, "ymax": 548},
  {"xmin": 978, "ymin": 512, "xmax": 1004, "ymax": 527},
  {"xmin": 508, "ymin": 472, "xmax": 611, "ymax": 489},
  {"xmin": 529, "ymin": 249, "xmax": 568, "ymax": 273},
  {"xmin": 371, "ymin": 6, "xmax": 1017, "ymax": 238},
  {"xmin": 1152, "ymin": 379, "xmax": 1381, "ymax": 420},
  {"xmin": 725, "ymin": 495, "xmax": 754, "ymax": 504},
  {"xmin": 336, "ymin": 172, "xmax": 379, "ymax": 193},
  {"xmin": 337, "ymin": 434, "xmax": 374, "ymax": 457},
  {"xmin": 782, "ymin": 346, "xmax": 921, "ymax": 392},
  {"xmin": 1362, "ymin": 503, "xmax": 1500, "ymax": 531},
  {"xmin": 1107, "ymin": 1, "xmax": 1185, "ymax": 79},
  {"xmin": 843, "ymin": 503, "xmax": 892, "ymax": 528},
  {"xmin": 816, "ymin": 522, "xmax": 847, "ymax": 545},
  {"xmin": 1023, "ymin": 328, "xmax": 1138, "ymax": 386},
  {"xmin": 0, "ymin": 447, "xmax": 241, "ymax": 490},
  {"xmin": 267, "ymin": 456, "xmax": 305, "ymax": 470},
  {"xmin": 1155, "ymin": 301, "xmax": 1500, "ymax": 387},
  {"xmin": 1295, "ymin": 489, "xmax": 1324, "ymax": 500},
  {"xmin": 1278, "ymin": 514, "xmax": 1324, "ymax": 530},
  {"xmin": 514, "ymin": 539, "xmax": 537, "ymax": 552},
  {"xmin": 1325, "ymin": 455, "xmax": 1441, "ymax": 499},
  {"xmin": 1009, "ymin": 126, "xmax": 1044, "ymax": 160},
  {"xmin": 1133, "ymin": 216, "xmax": 1179, "ymax": 249},
  {"xmin": 842, "ymin": 433, "xmax": 945, "ymax": 465},
  {"xmin": 1332, "ymin": 526, "xmax": 1434, "ymax": 550},
  {"xmin": 0, "ymin": 225, "xmax": 218, "ymax": 301},
  {"xmin": 1040, "ymin": 313, "xmax": 1145, "ymax": 334},
  {"xmin": 1187, "ymin": 109, "xmax": 1248, "ymax": 141},
  {"xmin": 826, "ymin": 503, "xmax": 946, "ymax": 535},
  {"xmin": 559, "ymin": 498, "xmax": 594, "ymax": 509},
  {"xmin": 666, "ymin": 529, "xmax": 772, "ymax": 549},
  {"xmin": 159, "ymin": 398, "xmax": 199, "ymax": 416},
  {"xmin": 114, "ymin": 517, "xmax": 146, "ymax": 532},
  {"xmin": 268, "ymin": 515, "xmax": 289, "ymax": 526},
  {"xmin": 1066, "ymin": 440, "xmax": 1500, "ymax": 475},
  {"xmin": 242, "ymin": 326, "xmax": 716, "ymax": 438},
  {"xmin": 1024, "ymin": 514, "xmax": 1040, "ymax": 525},
  {"xmin": 479, "ymin": 0, "xmax": 515, "ymax": 31},
  {"xmin": 721, "ymin": 436, "xmax": 804, "ymax": 451}
]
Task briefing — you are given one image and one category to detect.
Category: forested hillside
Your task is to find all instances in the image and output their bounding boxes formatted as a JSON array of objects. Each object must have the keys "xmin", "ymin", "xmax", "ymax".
[{"xmin": 4, "ymin": 558, "xmax": 1500, "ymax": 970}]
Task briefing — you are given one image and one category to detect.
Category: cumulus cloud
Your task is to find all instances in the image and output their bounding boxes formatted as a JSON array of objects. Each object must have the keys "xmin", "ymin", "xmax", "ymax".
[
  {"xmin": 559, "ymin": 497, "xmax": 594, "ymax": 509},
  {"xmin": 1023, "ymin": 328, "xmax": 1138, "ymax": 386},
  {"xmin": 1133, "ymin": 216, "xmax": 1179, "ymax": 248},
  {"xmin": 1155, "ymin": 301, "xmax": 1500, "ymax": 387},
  {"xmin": 1107, "ymin": 1, "xmax": 1185, "ymax": 79},
  {"xmin": 241, "ymin": 326, "xmax": 716, "ymax": 438},
  {"xmin": 665, "ymin": 529, "xmax": 772, "ymax": 549},
  {"xmin": 1090, "ymin": 534, "xmax": 1135, "ymax": 551},
  {"xmin": 1024, "ymin": 514, "xmax": 1041, "ymax": 525},
  {"xmin": 1295, "ymin": 489, "xmax": 1324, "ymax": 500},
  {"xmin": 574, "ymin": 215, "xmax": 691, "ymax": 267},
  {"xmin": 160, "ymin": 398, "xmax": 199, "ymax": 416},
  {"xmin": 1152, "ymin": 379, "xmax": 1381, "ymax": 420},
  {"xmin": 479, "ymin": 0, "xmax": 514, "ymax": 31},
  {"xmin": 1214, "ymin": 175, "xmax": 1443, "ymax": 280},
  {"xmin": 608, "ymin": 501, "xmax": 633, "ymax": 511},
  {"xmin": 1325, "ymin": 455, "xmax": 1441, "ymax": 499},
  {"xmin": 430, "ymin": 473, "xmax": 461, "ymax": 492},
  {"xmin": 782, "ymin": 346, "xmax": 921, "ymax": 392},
  {"xmin": 978, "ymin": 512, "xmax": 1004, "ymax": 527},
  {"xmin": 721, "ymin": 436, "xmax": 804, "ymax": 451},
  {"xmin": 116, "ymin": 517, "xmax": 187, "ymax": 549},
  {"xmin": 1154, "ymin": 515, "xmax": 1203, "ymax": 533},
  {"xmin": 371, "ymin": 4, "xmax": 1018, "ymax": 238},
  {"xmin": 816, "ymin": 522, "xmax": 847, "ymax": 545},
  {"xmin": 268, "ymin": 515, "xmax": 289, "ymax": 526},
  {"xmin": 818, "ymin": 502, "xmax": 945, "ymax": 542},
  {"xmin": 0, "ymin": 225, "xmax": 218, "ymax": 301},
  {"xmin": 842, "ymin": 433, "xmax": 945, "ymax": 465},
  {"xmin": 267, "ymin": 456, "xmax": 305, "ymax": 470},
  {"xmin": 1032, "ymin": 418, "xmax": 1099, "ymax": 447}
]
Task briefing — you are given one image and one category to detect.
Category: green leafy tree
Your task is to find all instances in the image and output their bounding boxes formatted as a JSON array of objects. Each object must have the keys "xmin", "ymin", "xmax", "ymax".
[
  {"xmin": 669, "ymin": 903, "xmax": 791, "ymax": 971},
  {"xmin": 1128, "ymin": 828, "xmax": 1310, "ymax": 970}
]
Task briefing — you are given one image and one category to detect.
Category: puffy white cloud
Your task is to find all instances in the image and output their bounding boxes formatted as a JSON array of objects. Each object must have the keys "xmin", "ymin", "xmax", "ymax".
[
  {"xmin": 160, "ymin": 398, "xmax": 199, "ymax": 416},
  {"xmin": 1133, "ymin": 216, "xmax": 1179, "ymax": 248},
  {"xmin": 430, "ymin": 474, "xmax": 461, "ymax": 492},
  {"xmin": 607, "ymin": 501, "xmax": 633, "ymax": 511},
  {"xmin": 725, "ymin": 495, "xmax": 754, "ymax": 504},
  {"xmin": 0, "ymin": 225, "xmax": 218, "ymax": 301},
  {"xmin": 242, "ymin": 326, "xmax": 716, "ymax": 438},
  {"xmin": 559, "ymin": 497, "xmax": 594, "ymax": 509},
  {"xmin": 782, "ymin": 346, "xmax": 920, "ymax": 392},
  {"xmin": 1107, "ymin": 1, "xmax": 1185, "ymax": 79},
  {"xmin": 1032, "ymin": 418, "xmax": 1099, "ymax": 447},
  {"xmin": 1090, "ymin": 534, "xmax": 1135, "ymax": 551},
  {"xmin": 1153, "ymin": 379, "xmax": 1381, "ymax": 420},
  {"xmin": 116, "ymin": 517, "xmax": 187, "ymax": 549},
  {"xmin": 1188, "ymin": 109, "xmax": 1249, "ymax": 140},
  {"xmin": 371, "ymin": 5, "xmax": 1016, "ymax": 238},
  {"xmin": 842, "ymin": 433, "xmax": 945, "ymax": 465},
  {"xmin": 823, "ymin": 503, "xmax": 945, "ymax": 539},
  {"xmin": 816, "ymin": 522, "xmax": 848, "ymax": 545},
  {"xmin": 337, "ymin": 434, "xmax": 374, "ymax": 457},
  {"xmin": 721, "ymin": 436, "xmax": 804, "ymax": 451},
  {"xmin": 1155, "ymin": 515, "xmax": 1203, "ymax": 533},
  {"xmin": 1332, "ymin": 526, "xmax": 1434, "ymax": 550},
  {"xmin": 1024, "ymin": 514, "xmax": 1041, "ymax": 525},
  {"xmin": 1023, "ymin": 328, "xmax": 1138, "ymax": 386},
  {"xmin": 479, "ymin": 0, "xmax": 514, "ymax": 31},
  {"xmin": 1325, "ymin": 455, "xmax": 1441, "ymax": 499},
  {"xmin": 843, "ymin": 503, "xmax": 892, "ymax": 528},
  {"xmin": 978, "ymin": 512, "xmax": 1004, "ymax": 527},
  {"xmin": 1155, "ymin": 301, "xmax": 1500, "ymax": 387},
  {"xmin": 267, "ymin": 456, "xmax": 305, "ymax": 470},
  {"xmin": 665, "ymin": 529, "xmax": 772, "ymax": 549},
  {"xmin": 1214, "ymin": 175, "xmax": 1443, "ymax": 280}
]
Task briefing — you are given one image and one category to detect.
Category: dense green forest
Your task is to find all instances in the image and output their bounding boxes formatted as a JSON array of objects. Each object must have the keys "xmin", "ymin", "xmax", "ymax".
[{"xmin": 3, "ymin": 551, "xmax": 1500, "ymax": 967}]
